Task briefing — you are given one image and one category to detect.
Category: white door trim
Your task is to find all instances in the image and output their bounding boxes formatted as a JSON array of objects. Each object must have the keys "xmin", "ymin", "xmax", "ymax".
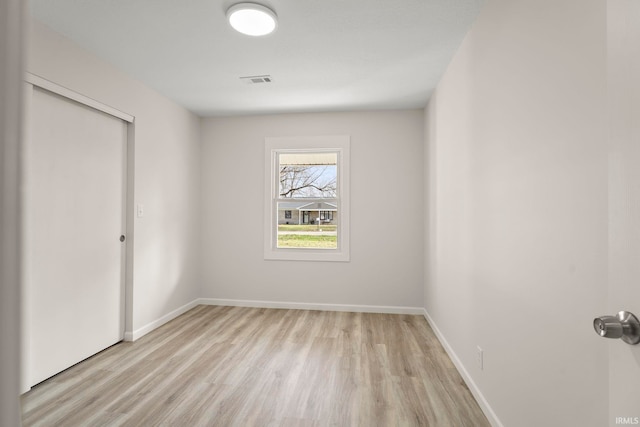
[
  {"xmin": 1, "ymin": 0, "xmax": 25, "ymax": 423},
  {"xmin": 24, "ymin": 72, "xmax": 134, "ymax": 123}
]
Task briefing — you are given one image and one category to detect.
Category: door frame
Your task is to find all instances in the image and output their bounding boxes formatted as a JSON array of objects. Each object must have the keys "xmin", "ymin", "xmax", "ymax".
[
  {"xmin": 0, "ymin": 0, "xmax": 25, "ymax": 423},
  {"xmin": 21, "ymin": 73, "xmax": 135, "ymax": 392}
]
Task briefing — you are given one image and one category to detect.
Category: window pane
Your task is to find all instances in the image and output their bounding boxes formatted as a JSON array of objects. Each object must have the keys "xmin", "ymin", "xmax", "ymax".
[
  {"xmin": 277, "ymin": 201, "xmax": 338, "ymax": 249},
  {"xmin": 279, "ymin": 152, "xmax": 337, "ymax": 198}
]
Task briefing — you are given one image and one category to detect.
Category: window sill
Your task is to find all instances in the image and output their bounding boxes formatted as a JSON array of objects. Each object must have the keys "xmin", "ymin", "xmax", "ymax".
[{"xmin": 264, "ymin": 248, "xmax": 350, "ymax": 262}]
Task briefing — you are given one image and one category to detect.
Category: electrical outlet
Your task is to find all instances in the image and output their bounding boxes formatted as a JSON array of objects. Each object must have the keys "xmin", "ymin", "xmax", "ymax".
[{"xmin": 476, "ymin": 346, "xmax": 484, "ymax": 370}]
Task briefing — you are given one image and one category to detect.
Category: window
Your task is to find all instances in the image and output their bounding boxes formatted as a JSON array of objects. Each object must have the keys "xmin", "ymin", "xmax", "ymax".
[
  {"xmin": 264, "ymin": 135, "xmax": 350, "ymax": 262},
  {"xmin": 320, "ymin": 211, "xmax": 334, "ymax": 221}
]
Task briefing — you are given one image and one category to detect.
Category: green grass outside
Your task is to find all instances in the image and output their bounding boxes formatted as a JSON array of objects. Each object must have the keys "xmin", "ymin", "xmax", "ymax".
[
  {"xmin": 278, "ymin": 224, "xmax": 337, "ymax": 232},
  {"xmin": 277, "ymin": 234, "xmax": 337, "ymax": 248}
]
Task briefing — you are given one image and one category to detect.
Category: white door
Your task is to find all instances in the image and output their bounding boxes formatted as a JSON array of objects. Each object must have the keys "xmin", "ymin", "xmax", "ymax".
[
  {"xmin": 607, "ymin": 0, "xmax": 640, "ymax": 425},
  {"xmin": 25, "ymin": 86, "xmax": 127, "ymax": 387}
]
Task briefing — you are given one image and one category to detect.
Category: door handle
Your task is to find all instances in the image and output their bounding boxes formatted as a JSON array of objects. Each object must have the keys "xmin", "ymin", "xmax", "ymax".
[{"xmin": 593, "ymin": 311, "xmax": 640, "ymax": 345}]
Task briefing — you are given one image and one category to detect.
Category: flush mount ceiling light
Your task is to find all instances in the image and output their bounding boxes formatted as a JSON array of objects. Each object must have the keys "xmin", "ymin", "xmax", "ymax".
[{"xmin": 226, "ymin": 3, "xmax": 278, "ymax": 36}]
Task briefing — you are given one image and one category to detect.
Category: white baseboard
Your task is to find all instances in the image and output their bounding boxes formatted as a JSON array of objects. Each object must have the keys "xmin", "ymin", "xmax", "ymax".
[
  {"xmin": 197, "ymin": 298, "xmax": 424, "ymax": 315},
  {"xmin": 123, "ymin": 299, "xmax": 500, "ymax": 426},
  {"xmin": 125, "ymin": 298, "xmax": 423, "ymax": 342},
  {"xmin": 422, "ymin": 309, "xmax": 503, "ymax": 427},
  {"xmin": 124, "ymin": 299, "xmax": 200, "ymax": 341}
]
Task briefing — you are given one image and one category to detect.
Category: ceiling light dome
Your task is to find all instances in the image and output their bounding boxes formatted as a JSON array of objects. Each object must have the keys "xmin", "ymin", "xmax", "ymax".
[{"xmin": 227, "ymin": 3, "xmax": 278, "ymax": 37}]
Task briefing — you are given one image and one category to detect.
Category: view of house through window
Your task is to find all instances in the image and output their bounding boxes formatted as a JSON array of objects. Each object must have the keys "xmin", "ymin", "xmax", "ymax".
[{"xmin": 277, "ymin": 152, "xmax": 338, "ymax": 249}]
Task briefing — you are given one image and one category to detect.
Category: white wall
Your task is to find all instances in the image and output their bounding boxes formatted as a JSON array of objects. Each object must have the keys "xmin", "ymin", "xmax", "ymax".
[
  {"xmin": 201, "ymin": 111, "xmax": 424, "ymax": 309},
  {"xmin": 26, "ymin": 19, "xmax": 202, "ymax": 338},
  {"xmin": 1, "ymin": 0, "xmax": 24, "ymax": 424},
  {"xmin": 424, "ymin": 0, "xmax": 608, "ymax": 426}
]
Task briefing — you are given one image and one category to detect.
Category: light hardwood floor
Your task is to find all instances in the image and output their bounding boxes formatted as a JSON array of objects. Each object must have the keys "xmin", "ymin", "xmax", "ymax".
[{"xmin": 21, "ymin": 305, "xmax": 489, "ymax": 426}]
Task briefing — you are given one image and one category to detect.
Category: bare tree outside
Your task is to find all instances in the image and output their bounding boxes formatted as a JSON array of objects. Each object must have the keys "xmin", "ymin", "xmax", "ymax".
[{"xmin": 279, "ymin": 165, "xmax": 336, "ymax": 198}]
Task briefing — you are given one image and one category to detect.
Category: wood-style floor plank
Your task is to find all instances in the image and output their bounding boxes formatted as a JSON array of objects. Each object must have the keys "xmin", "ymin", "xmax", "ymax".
[{"xmin": 21, "ymin": 305, "xmax": 489, "ymax": 426}]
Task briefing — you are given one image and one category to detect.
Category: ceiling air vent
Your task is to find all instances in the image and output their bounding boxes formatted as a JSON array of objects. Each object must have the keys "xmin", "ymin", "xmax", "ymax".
[{"xmin": 240, "ymin": 75, "xmax": 273, "ymax": 84}]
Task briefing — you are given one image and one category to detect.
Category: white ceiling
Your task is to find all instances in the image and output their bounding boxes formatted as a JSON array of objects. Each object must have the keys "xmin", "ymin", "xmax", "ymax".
[{"xmin": 29, "ymin": 0, "xmax": 483, "ymax": 117}]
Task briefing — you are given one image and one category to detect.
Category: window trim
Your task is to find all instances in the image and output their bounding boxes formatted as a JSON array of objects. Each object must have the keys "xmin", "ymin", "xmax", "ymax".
[{"xmin": 264, "ymin": 135, "xmax": 350, "ymax": 262}]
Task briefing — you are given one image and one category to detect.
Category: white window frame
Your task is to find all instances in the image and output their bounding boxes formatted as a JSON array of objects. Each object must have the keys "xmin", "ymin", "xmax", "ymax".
[{"xmin": 264, "ymin": 135, "xmax": 350, "ymax": 262}]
